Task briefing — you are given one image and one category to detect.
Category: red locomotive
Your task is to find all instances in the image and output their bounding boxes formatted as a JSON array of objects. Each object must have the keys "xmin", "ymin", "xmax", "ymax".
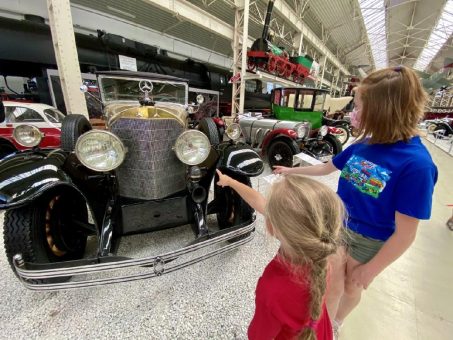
[{"xmin": 246, "ymin": 0, "xmax": 312, "ymax": 84}]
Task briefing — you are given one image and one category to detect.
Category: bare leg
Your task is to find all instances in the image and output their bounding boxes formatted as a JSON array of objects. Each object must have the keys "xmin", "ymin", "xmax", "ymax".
[
  {"xmin": 326, "ymin": 246, "xmax": 347, "ymax": 319},
  {"xmin": 335, "ymin": 255, "xmax": 363, "ymax": 323}
]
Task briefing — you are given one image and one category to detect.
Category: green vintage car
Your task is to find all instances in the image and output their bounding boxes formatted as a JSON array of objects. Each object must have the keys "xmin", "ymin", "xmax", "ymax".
[{"xmin": 239, "ymin": 87, "xmax": 345, "ymax": 168}]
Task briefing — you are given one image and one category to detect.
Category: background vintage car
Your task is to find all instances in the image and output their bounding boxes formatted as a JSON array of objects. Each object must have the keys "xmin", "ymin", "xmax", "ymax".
[{"xmin": 0, "ymin": 101, "xmax": 64, "ymax": 158}]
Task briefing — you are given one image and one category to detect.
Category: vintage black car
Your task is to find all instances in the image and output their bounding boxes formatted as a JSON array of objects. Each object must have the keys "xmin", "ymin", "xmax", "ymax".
[{"xmin": 0, "ymin": 71, "xmax": 264, "ymax": 290}]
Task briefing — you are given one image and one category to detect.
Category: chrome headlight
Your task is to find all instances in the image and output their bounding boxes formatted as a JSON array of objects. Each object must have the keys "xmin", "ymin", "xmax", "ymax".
[
  {"xmin": 13, "ymin": 125, "xmax": 43, "ymax": 147},
  {"xmin": 196, "ymin": 94, "xmax": 205, "ymax": 104},
  {"xmin": 187, "ymin": 106, "xmax": 195, "ymax": 114},
  {"xmin": 174, "ymin": 130, "xmax": 210, "ymax": 165},
  {"xmin": 319, "ymin": 125, "xmax": 328, "ymax": 137},
  {"xmin": 75, "ymin": 130, "xmax": 126, "ymax": 172},
  {"xmin": 294, "ymin": 123, "xmax": 310, "ymax": 139},
  {"xmin": 225, "ymin": 123, "xmax": 242, "ymax": 140}
]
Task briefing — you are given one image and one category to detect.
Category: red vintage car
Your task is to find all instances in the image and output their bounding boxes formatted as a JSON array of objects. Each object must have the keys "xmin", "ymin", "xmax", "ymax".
[{"xmin": 0, "ymin": 101, "xmax": 63, "ymax": 158}]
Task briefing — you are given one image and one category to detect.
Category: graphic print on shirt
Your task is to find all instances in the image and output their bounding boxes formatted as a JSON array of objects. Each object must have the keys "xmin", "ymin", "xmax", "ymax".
[{"xmin": 340, "ymin": 155, "xmax": 392, "ymax": 198}]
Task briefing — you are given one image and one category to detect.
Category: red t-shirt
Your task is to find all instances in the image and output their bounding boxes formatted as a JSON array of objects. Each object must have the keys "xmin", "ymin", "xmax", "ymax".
[{"xmin": 248, "ymin": 256, "xmax": 333, "ymax": 340}]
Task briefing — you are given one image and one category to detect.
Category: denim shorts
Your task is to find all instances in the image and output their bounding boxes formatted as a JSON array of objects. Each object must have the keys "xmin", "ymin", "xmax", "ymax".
[{"xmin": 345, "ymin": 229, "xmax": 385, "ymax": 264}]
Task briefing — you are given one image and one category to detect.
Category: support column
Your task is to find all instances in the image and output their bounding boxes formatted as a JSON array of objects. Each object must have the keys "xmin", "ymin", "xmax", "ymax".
[
  {"xmin": 47, "ymin": 0, "xmax": 88, "ymax": 117},
  {"xmin": 333, "ymin": 69, "xmax": 340, "ymax": 97},
  {"xmin": 231, "ymin": 0, "xmax": 250, "ymax": 117},
  {"xmin": 294, "ymin": 32, "xmax": 304, "ymax": 56},
  {"xmin": 317, "ymin": 55, "xmax": 327, "ymax": 89}
]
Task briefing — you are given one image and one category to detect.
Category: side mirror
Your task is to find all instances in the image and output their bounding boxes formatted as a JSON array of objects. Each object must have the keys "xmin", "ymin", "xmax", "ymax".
[
  {"xmin": 0, "ymin": 101, "xmax": 5, "ymax": 123},
  {"xmin": 80, "ymin": 84, "xmax": 88, "ymax": 93}
]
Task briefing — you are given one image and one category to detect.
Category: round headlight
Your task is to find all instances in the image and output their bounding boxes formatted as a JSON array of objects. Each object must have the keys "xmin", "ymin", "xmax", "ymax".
[
  {"xmin": 225, "ymin": 123, "xmax": 242, "ymax": 140},
  {"xmin": 196, "ymin": 94, "xmax": 205, "ymax": 104},
  {"xmin": 319, "ymin": 125, "xmax": 328, "ymax": 137},
  {"xmin": 295, "ymin": 123, "xmax": 309, "ymax": 139},
  {"xmin": 174, "ymin": 130, "xmax": 210, "ymax": 165},
  {"xmin": 187, "ymin": 106, "xmax": 195, "ymax": 114},
  {"xmin": 13, "ymin": 125, "xmax": 43, "ymax": 147},
  {"xmin": 75, "ymin": 130, "xmax": 126, "ymax": 172}
]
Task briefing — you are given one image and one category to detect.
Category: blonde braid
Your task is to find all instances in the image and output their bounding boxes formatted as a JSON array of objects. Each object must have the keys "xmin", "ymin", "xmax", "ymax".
[{"xmin": 265, "ymin": 175, "xmax": 345, "ymax": 340}]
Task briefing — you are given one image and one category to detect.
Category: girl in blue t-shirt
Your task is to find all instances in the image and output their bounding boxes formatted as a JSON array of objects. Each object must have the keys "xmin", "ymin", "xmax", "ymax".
[{"xmin": 274, "ymin": 66, "xmax": 437, "ymax": 337}]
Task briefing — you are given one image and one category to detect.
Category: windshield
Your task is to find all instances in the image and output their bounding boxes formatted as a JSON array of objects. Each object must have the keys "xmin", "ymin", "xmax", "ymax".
[
  {"xmin": 314, "ymin": 93, "xmax": 326, "ymax": 111},
  {"xmin": 99, "ymin": 77, "xmax": 187, "ymax": 105},
  {"xmin": 43, "ymin": 108, "xmax": 65, "ymax": 123}
]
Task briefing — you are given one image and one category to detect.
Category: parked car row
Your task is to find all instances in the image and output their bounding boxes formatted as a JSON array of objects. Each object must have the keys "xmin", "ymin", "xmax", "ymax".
[{"xmin": 0, "ymin": 71, "xmax": 345, "ymax": 290}]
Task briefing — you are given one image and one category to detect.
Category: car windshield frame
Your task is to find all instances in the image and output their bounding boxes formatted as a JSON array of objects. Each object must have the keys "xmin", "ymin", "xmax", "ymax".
[
  {"xmin": 98, "ymin": 75, "xmax": 188, "ymax": 106},
  {"xmin": 43, "ymin": 108, "xmax": 65, "ymax": 123}
]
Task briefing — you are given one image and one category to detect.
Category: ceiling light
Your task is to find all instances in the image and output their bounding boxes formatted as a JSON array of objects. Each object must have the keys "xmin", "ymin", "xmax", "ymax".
[
  {"xmin": 359, "ymin": 0, "xmax": 388, "ymax": 69},
  {"xmin": 413, "ymin": 1, "xmax": 453, "ymax": 71}
]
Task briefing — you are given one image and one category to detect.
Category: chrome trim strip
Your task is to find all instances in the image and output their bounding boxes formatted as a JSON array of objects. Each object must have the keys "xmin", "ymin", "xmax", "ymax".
[{"xmin": 14, "ymin": 221, "xmax": 255, "ymax": 291}]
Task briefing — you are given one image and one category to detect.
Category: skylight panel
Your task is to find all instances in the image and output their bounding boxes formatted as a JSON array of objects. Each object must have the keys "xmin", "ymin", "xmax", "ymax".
[
  {"xmin": 359, "ymin": 0, "xmax": 388, "ymax": 69},
  {"xmin": 414, "ymin": 0, "xmax": 453, "ymax": 71}
]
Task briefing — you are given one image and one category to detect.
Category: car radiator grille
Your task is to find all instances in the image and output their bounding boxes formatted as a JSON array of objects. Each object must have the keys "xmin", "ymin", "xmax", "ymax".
[{"xmin": 110, "ymin": 118, "xmax": 186, "ymax": 200}]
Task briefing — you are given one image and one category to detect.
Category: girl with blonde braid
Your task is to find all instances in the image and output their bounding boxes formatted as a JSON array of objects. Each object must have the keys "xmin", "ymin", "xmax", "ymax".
[{"xmin": 217, "ymin": 170, "xmax": 345, "ymax": 340}]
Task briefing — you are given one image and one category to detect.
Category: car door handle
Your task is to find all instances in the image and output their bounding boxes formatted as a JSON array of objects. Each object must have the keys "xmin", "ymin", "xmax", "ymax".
[{"xmin": 6, "ymin": 124, "xmax": 13, "ymax": 127}]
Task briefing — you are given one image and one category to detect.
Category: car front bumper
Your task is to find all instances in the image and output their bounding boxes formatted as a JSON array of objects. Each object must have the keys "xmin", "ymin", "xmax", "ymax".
[{"xmin": 13, "ymin": 221, "xmax": 255, "ymax": 291}]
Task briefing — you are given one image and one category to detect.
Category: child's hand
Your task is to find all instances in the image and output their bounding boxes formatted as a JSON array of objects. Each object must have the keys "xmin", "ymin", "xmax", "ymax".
[
  {"xmin": 350, "ymin": 264, "xmax": 377, "ymax": 289},
  {"xmin": 216, "ymin": 169, "xmax": 232, "ymax": 187},
  {"xmin": 273, "ymin": 166, "xmax": 291, "ymax": 175}
]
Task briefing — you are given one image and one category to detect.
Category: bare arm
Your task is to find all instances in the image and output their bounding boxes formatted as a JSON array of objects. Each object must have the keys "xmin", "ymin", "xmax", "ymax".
[
  {"xmin": 216, "ymin": 170, "xmax": 266, "ymax": 215},
  {"xmin": 351, "ymin": 212, "xmax": 419, "ymax": 288},
  {"xmin": 273, "ymin": 160, "xmax": 338, "ymax": 176}
]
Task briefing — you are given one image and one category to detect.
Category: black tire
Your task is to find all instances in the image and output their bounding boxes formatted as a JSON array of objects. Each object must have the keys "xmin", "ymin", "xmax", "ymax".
[
  {"xmin": 324, "ymin": 134, "xmax": 343, "ymax": 156},
  {"xmin": 0, "ymin": 141, "xmax": 17, "ymax": 159},
  {"xmin": 214, "ymin": 173, "xmax": 254, "ymax": 241},
  {"xmin": 61, "ymin": 114, "xmax": 92, "ymax": 151},
  {"xmin": 3, "ymin": 188, "xmax": 89, "ymax": 283},
  {"xmin": 267, "ymin": 139, "xmax": 298, "ymax": 168},
  {"xmin": 332, "ymin": 124, "xmax": 350, "ymax": 145},
  {"xmin": 198, "ymin": 118, "xmax": 220, "ymax": 145}
]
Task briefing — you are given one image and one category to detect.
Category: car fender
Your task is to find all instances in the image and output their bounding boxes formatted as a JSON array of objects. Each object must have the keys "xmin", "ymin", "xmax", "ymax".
[
  {"xmin": 217, "ymin": 142, "xmax": 264, "ymax": 177},
  {"xmin": 0, "ymin": 150, "xmax": 89, "ymax": 211},
  {"xmin": 261, "ymin": 128, "xmax": 297, "ymax": 153},
  {"xmin": 212, "ymin": 117, "xmax": 225, "ymax": 128},
  {"xmin": 0, "ymin": 137, "xmax": 18, "ymax": 153}
]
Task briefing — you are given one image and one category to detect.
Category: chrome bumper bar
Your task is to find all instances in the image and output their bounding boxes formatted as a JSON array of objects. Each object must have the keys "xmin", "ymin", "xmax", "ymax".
[{"xmin": 13, "ymin": 221, "xmax": 255, "ymax": 291}]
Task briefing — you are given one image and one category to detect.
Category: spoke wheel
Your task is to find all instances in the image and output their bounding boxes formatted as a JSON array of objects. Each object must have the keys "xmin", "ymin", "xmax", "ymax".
[
  {"xmin": 332, "ymin": 125, "xmax": 350, "ymax": 145},
  {"xmin": 310, "ymin": 134, "xmax": 343, "ymax": 163},
  {"xmin": 267, "ymin": 140, "xmax": 298, "ymax": 168},
  {"xmin": 247, "ymin": 59, "xmax": 257, "ymax": 72}
]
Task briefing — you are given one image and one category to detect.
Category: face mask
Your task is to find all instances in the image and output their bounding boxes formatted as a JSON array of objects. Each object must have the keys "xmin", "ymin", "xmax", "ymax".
[{"xmin": 350, "ymin": 108, "xmax": 361, "ymax": 128}]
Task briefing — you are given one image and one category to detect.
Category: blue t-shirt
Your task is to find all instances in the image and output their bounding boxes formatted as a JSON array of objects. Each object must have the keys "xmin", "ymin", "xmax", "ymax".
[{"xmin": 332, "ymin": 136, "xmax": 437, "ymax": 241}]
